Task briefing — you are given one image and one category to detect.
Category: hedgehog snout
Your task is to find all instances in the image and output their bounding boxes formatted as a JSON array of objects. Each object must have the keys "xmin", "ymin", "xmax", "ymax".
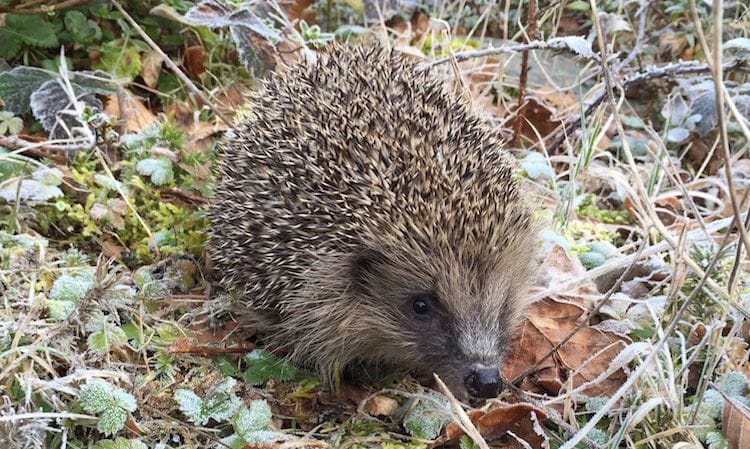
[{"xmin": 463, "ymin": 364, "xmax": 501, "ymax": 398}]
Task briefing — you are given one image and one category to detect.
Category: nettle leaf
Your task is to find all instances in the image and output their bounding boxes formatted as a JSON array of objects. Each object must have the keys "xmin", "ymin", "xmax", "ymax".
[
  {"xmin": 0, "ymin": 66, "xmax": 55, "ymax": 115},
  {"xmin": 96, "ymin": 45, "xmax": 142, "ymax": 80},
  {"xmin": 243, "ymin": 349, "xmax": 298, "ymax": 385},
  {"xmin": 233, "ymin": 401, "xmax": 272, "ymax": 437},
  {"xmin": 174, "ymin": 389, "xmax": 205, "ymax": 423},
  {"xmin": 49, "ymin": 270, "xmax": 95, "ymax": 302},
  {"xmin": 136, "ymin": 157, "xmax": 174, "ymax": 186},
  {"xmin": 0, "ymin": 14, "xmax": 58, "ymax": 58},
  {"xmin": 80, "ymin": 379, "xmax": 114, "ymax": 414},
  {"xmin": 87, "ymin": 324, "xmax": 128, "ymax": 354},
  {"xmin": 92, "ymin": 438, "xmax": 148, "ymax": 449},
  {"xmin": 79, "ymin": 379, "xmax": 137, "ymax": 435},
  {"xmin": 402, "ymin": 394, "xmax": 452, "ymax": 440},
  {"xmin": 64, "ymin": 11, "xmax": 103, "ymax": 44},
  {"xmin": 175, "ymin": 378, "xmax": 241, "ymax": 425}
]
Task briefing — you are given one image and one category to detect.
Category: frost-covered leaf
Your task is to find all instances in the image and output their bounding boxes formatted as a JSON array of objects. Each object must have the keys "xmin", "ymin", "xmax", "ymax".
[
  {"xmin": 94, "ymin": 174, "xmax": 129, "ymax": 194},
  {"xmin": 29, "ymin": 78, "xmax": 103, "ymax": 136},
  {"xmin": 92, "ymin": 438, "xmax": 148, "ymax": 449},
  {"xmin": 579, "ymin": 251, "xmax": 606, "ymax": 270},
  {"xmin": 0, "ymin": 179, "xmax": 63, "ymax": 203},
  {"xmin": 80, "ymin": 379, "xmax": 114, "ymax": 414},
  {"xmin": 692, "ymin": 91, "xmax": 718, "ymax": 136},
  {"xmin": 112, "ymin": 389, "xmax": 137, "ymax": 412},
  {"xmin": 79, "ymin": 379, "xmax": 136, "ymax": 435},
  {"xmin": 598, "ymin": 12, "xmax": 632, "ymax": 35},
  {"xmin": 176, "ymin": 379, "xmax": 241, "ymax": 424},
  {"xmin": 243, "ymin": 349, "xmax": 298, "ymax": 385},
  {"xmin": 662, "ymin": 94, "xmax": 690, "ymax": 126},
  {"xmin": 33, "ymin": 167, "xmax": 64, "ymax": 186},
  {"xmin": 402, "ymin": 394, "xmax": 452, "ymax": 440},
  {"xmin": 521, "ymin": 152, "xmax": 554, "ymax": 180},
  {"xmin": 44, "ymin": 299, "xmax": 77, "ymax": 320},
  {"xmin": 242, "ymin": 430, "xmax": 289, "ymax": 444},
  {"xmin": 666, "ymin": 127, "xmax": 690, "ymax": 143},
  {"xmin": 0, "ymin": 66, "xmax": 53, "ymax": 114},
  {"xmin": 98, "ymin": 405, "xmax": 128, "ymax": 435},
  {"xmin": 183, "ymin": 0, "xmax": 281, "ymax": 41},
  {"xmin": 87, "ymin": 325, "xmax": 128, "ymax": 354},
  {"xmin": 136, "ymin": 157, "xmax": 174, "ymax": 186},
  {"xmin": 549, "ymin": 36, "xmax": 596, "ymax": 59},
  {"xmin": 175, "ymin": 389, "xmax": 205, "ymax": 424},
  {"xmin": 49, "ymin": 271, "xmax": 95, "ymax": 303},
  {"xmin": 234, "ymin": 401, "xmax": 272, "ymax": 438},
  {"xmin": 724, "ymin": 38, "xmax": 750, "ymax": 51},
  {"xmin": 181, "ymin": 0, "xmax": 281, "ymax": 74}
]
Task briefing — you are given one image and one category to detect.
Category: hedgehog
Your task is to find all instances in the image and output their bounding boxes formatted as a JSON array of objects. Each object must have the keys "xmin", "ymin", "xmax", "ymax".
[{"xmin": 209, "ymin": 43, "xmax": 540, "ymax": 399}]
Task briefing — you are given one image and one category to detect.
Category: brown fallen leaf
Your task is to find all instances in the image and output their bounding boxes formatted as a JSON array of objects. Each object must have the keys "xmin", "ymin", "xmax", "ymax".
[
  {"xmin": 504, "ymin": 297, "xmax": 629, "ymax": 397},
  {"xmin": 723, "ymin": 396, "xmax": 750, "ymax": 449},
  {"xmin": 183, "ymin": 45, "xmax": 206, "ymax": 77},
  {"xmin": 104, "ymin": 90, "xmax": 158, "ymax": 133},
  {"xmin": 140, "ymin": 50, "xmax": 163, "ymax": 89},
  {"xmin": 439, "ymin": 402, "xmax": 548, "ymax": 448},
  {"xmin": 362, "ymin": 394, "xmax": 399, "ymax": 417}
]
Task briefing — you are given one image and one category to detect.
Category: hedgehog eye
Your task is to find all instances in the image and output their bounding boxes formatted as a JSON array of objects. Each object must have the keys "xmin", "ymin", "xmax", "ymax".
[{"xmin": 411, "ymin": 294, "xmax": 435, "ymax": 316}]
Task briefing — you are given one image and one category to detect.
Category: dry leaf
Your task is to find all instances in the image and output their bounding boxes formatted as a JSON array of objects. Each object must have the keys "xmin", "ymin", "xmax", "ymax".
[
  {"xmin": 183, "ymin": 45, "xmax": 206, "ymax": 77},
  {"xmin": 723, "ymin": 396, "xmax": 750, "ymax": 449},
  {"xmin": 104, "ymin": 90, "xmax": 157, "ymax": 133},
  {"xmin": 441, "ymin": 403, "xmax": 548, "ymax": 448},
  {"xmin": 362, "ymin": 394, "xmax": 399, "ymax": 417},
  {"xmin": 140, "ymin": 50, "xmax": 163, "ymax": 89}
]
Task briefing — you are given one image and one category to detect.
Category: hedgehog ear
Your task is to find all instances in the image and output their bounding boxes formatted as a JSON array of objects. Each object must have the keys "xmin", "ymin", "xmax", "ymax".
[{"xmin": 351, "ymin": 249, "xmax": 384, "ymax": 293}]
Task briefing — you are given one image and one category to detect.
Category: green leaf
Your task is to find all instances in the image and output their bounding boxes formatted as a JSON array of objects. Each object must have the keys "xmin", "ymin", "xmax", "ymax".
[
  {"xmin": 0, "ymin": 14, "xmax": 58, "ymax": 54},
  {"xmin": 79, "ymin": 379, "xmax": 137, "ymax": 435},
  {"xmin": 233, "ymin": 401, "xmax": 272, "ymax": 438},
  {"xmin": 96, "ymin": 44, "xmax": 142, "ymax": 80},
  {"xmin": 135, "ymin": 157, "xmax": 174, "ymax": 186},
  {"xmin": 243, "ymin": 349, "xmax": 298, "ymax": 385},
  {"xmin": 43, "ymin": 299, "xmax": 77, "ymax": 320},
  {"xmin": 566, "ymin": 0, "xmax": 589, "ymax": 11},
  {"xmin": 87, "ymin": 325, "xmax": 127, "ymax": 354},
  {"xmin": 0, "ymin": 110, "xmax": 23, "ymax": 135},
  {"xmin": 64, "ymin": 11, "xmax": 102, "ymax": 44}
]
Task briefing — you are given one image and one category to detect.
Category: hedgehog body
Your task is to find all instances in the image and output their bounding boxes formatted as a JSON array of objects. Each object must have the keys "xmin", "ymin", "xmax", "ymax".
[{"xmin": 209, "ymin": 44, "xmax": 539, "ymax": 398}]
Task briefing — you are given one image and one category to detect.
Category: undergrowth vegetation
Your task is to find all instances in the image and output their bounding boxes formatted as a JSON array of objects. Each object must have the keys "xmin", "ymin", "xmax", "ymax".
[{"xmin": 1, "ymin": 0, "xmax": 750, "ymax": 448}]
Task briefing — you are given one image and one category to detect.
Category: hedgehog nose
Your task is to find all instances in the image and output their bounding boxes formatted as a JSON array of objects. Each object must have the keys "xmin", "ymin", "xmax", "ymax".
[{"xmin": 464, "ymin": 367, "xmax": 500, "ymax": 398}]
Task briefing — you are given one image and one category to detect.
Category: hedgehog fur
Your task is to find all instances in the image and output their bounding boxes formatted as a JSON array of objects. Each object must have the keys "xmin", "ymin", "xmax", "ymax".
[{"xmin": 209, "ymin": 43, "xmax": 540, "ymax": 398}]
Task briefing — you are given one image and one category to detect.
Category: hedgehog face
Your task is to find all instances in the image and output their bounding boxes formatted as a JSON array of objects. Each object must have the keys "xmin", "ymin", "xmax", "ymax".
[{"xmin": 353, "ymin": 248, "xmax": 529, "ymax": 400}]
